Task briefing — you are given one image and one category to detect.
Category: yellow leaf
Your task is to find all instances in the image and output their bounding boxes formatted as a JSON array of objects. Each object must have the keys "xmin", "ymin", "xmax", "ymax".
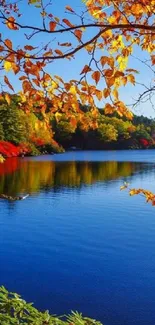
[
  {"xmin": 129, "ymin": 189, "xmax": 137, "ymax": 196},
  {"xmin": 117, "ymin": 56, "xmax": 128, "ymax": 71},
  {"xmin": 108, "ymin": 16, "xmax": 117, "ymax": 24},
  {"xmin": 111, "ymin": 35, "xmax": 124, "ymax": 52},
  {"xmin": 112, "ymin": 88, "xmax": 119, "ymax": 100},
  {"xmin": 120, "ymin": 185, "xmax": 126, "ymax": 191},
  {"xmin": 55, "ymin": 112, "xmax": 62, "ymax": 122},
  {"xmin": 4, "ymin": 61, "xmax": 12, "ymax": 72},
  {"xmin": 5, "ymin": 93, "xmax": 11, "ymax": 105},
  {"xmin": 69, "ymin": 85, "xmax": 77, "ymax": 95},
  {"xmin": 0, "ymin": 154, "xmax": 5, "ymax": 163},
  {"xmin": 35, "ymin": 122, "xmax": 39, "ymax": 130}
]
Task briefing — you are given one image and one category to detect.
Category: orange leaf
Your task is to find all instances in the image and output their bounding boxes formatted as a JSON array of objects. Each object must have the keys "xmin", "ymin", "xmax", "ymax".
[
  {"xmin": 126, "ymin": 68, "xmax": 139, "ymax": 74},
  {"xmin": 42, "ymin": 74, "xmax": 51, "ymax": 82},
  {"xmin": 114, "ymin": 71, "xmax": 124, "ymax": 78},
  {"xmin": 151, "ymin": 55, "xmax": 155, "ymax": 65},
  {"xmin": 6, "ymin": 53, "xmax": 15, "ymax": 62},
  {"xmin": 0, "ymin": 45, "xmax": 4, "ymax": 52},
  {"xmin": 54, "ymin": 75, "xmax": 64, "ymax": 83},
  {"xmin": 4, "ymin": 39, "xmax": 12, "ymax": 49},
  {"xmin": 65, "ymin": 5, "xmax": 74, "ymax": 13},
  {"xmin": 43, "ymin": 51, "xmax": 53, "ymax": 57},
  {"xmin": 12, "ymin": 64, "xmax": 20, "ymax": 75},
  {"xmin": 103, "ymin": 88, "xmax": 110, "ymax": 98},
  {"xmin": 104, "ymin": 69, "xmax": 113, "ymax": 78},
  {"xmin": 49, "ymin": 21, "xmax": 57, "ymax": 31},
  {"xmin": 4, "ymin": 76, "xmax": 14, "ymax": 92},
  {"xmin": 100, "ymin": 56, "xmax": 108, "ymax": 67},
  {"xmin": 74, "ymin": 30, "xmax": 82, "ymax": 41},
  {"xmin": 22, "ymin": 80, "xmax": 32, "ymax": 93},
  {"xmin": 24, "ymin": 45, "xmax": 37, "ymax": 51},
  {"xmin": 92, "ymin": 71, "xmax": 100, "ymax": 85},
  {"xmin": 127, "ymin": 74, "xmax": 135, "ymax": 85},
  {"xmin": 95, "ymin": 89, "xmax": 102, "ymax": 100},
  {"xmin": 62, "ymin": 19, "xmax": 74, "ymax": 27},
  {"xmin": 5, "ymin": 93, "xmax": 11, "ymax": 105},
  {"xmin": 80, "ymin": 65, "xmax": 92, "ymax": 74},
  {"xmin": 122, "ymin": 76, "xmax": 127, "ymax": 86},
  {"xmin": 108, "ymin": 57, "xmax": 114, "ymax": 69},
  {"xmin": 104, "ymin": 103, "xmax": 114, "ymax": 115},
  {"xmin": 6, "ymin": 17, "xmax": 18, "ymax": 30},
  {"xmin": 55, "ymin": 49, "xmax": 63, "ymax": 56},
  {"xmin": 58, "ymin": 42, "xmax": 72, "ymax": 47},
  {"xmin": 32, "ymin": 79, "xmax": 40, "ymax": 87},
  {"xmin": 19, "ymin": 76, "xmax": 27, "ymax": 81},
  {"xmin": 106, "ymin": 77, "xmax": 115, "ymax": 88},
  {"xmin": 70, "ymin": 117, "xmax": 77, "ymax": 127}
]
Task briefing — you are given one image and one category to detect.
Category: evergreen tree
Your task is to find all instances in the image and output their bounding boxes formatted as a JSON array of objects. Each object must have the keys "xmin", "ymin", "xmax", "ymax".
[
  {"xmin": 0, "ymin": 101, "xmax": 27, "ymax": 144},
  {"xmin": 0, "ymin": 122, "xmax": 4, "ymax": 140}
]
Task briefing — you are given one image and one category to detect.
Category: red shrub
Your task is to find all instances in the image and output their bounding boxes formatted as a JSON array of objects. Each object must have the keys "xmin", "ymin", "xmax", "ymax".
[
  {"xmin": 0, "ymin": 141, "xmax": 19, "ymax": 158},
  {"xmin": 139, "ymin": 138, "xmax": 149, "ymax": 147},
  {"xmin": 17, "ymin": 143, "xmax": 32, "ymax": 155},
  {"xmin": 31, "ymin": 136, "xmax": 45, "ymax": 147}
]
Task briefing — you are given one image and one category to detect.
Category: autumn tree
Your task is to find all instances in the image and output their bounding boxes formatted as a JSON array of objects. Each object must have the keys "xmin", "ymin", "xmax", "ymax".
[
  {"xmin": 0, "ymin": 0, "xmax": 154, "ymax": 121},
  {"xmin": 134, "ymin": 124, "xmax": 152, "ymax": 141},
  {"xmin": 97, "ymin": 122, "xmax": 117, "ymax": 142}
]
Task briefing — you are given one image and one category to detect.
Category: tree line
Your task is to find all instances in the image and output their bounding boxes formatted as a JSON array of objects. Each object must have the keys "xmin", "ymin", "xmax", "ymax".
[{"xmin": 0, "ymin": 94, "xmax": 155, "ymax": 160}]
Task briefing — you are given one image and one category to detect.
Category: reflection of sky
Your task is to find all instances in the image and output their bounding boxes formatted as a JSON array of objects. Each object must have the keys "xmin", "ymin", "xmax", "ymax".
[{"xmin": 1, "ymin": 0, "xmax": 154, "ymax": 117}]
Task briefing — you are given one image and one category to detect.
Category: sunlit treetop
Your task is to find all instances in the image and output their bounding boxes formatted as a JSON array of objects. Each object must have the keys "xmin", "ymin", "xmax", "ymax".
[{"xmin": 0, "ymin": 0, "xmax": 155, "ymax": 122}]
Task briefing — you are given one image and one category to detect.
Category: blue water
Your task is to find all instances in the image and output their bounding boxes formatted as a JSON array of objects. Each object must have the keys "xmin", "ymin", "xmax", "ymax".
[{"xmin": 0, "ymin": 150, "xmax": 155, "ymax": 325}]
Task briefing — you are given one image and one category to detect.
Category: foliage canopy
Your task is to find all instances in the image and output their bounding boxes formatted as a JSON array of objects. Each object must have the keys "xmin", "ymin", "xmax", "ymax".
[{"xmin": 0, "ymin": 0, "xmax": 154, "ymax": 121}]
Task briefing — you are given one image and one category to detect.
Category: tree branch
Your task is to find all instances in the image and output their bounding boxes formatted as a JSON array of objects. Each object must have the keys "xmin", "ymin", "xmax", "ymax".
[{"xmin": 0, "ymin": 13, "xmax": 155, "ymax": 34}]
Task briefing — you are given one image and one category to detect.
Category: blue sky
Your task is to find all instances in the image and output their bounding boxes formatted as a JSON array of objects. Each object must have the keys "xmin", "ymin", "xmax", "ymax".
[{"xmin": 1, "ymin": 0, "xmax": 155, "ymax": 118}]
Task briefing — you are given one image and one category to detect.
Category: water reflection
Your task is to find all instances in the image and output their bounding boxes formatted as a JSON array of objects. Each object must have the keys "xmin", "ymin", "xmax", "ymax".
[{"xmin": 0, "ymin": 157, "xmax": 154, "ymax": 197}]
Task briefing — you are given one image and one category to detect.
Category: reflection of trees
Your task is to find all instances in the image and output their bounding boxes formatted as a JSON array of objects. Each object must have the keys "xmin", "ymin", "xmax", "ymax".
[{"xmin": 0, "ymin": 158, "xmax": 154, "ymax": 197}]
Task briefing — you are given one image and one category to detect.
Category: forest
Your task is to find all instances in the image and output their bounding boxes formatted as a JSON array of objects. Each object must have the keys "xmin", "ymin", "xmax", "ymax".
[{"xmin": 0, "ymin": 93, "xmax": 155, "ymax": 160}]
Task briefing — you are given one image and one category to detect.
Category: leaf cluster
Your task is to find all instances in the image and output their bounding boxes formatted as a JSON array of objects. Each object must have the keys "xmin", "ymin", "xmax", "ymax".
[{"xmin": 0, "ymin": 286, "xmax": 103, "ymax": 325}]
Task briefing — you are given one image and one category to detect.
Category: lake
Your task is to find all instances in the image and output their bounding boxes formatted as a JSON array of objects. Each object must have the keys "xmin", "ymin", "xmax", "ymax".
[{"xmin": 0, "ymin": 150, "xmax": 155, "ymax": 325}]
